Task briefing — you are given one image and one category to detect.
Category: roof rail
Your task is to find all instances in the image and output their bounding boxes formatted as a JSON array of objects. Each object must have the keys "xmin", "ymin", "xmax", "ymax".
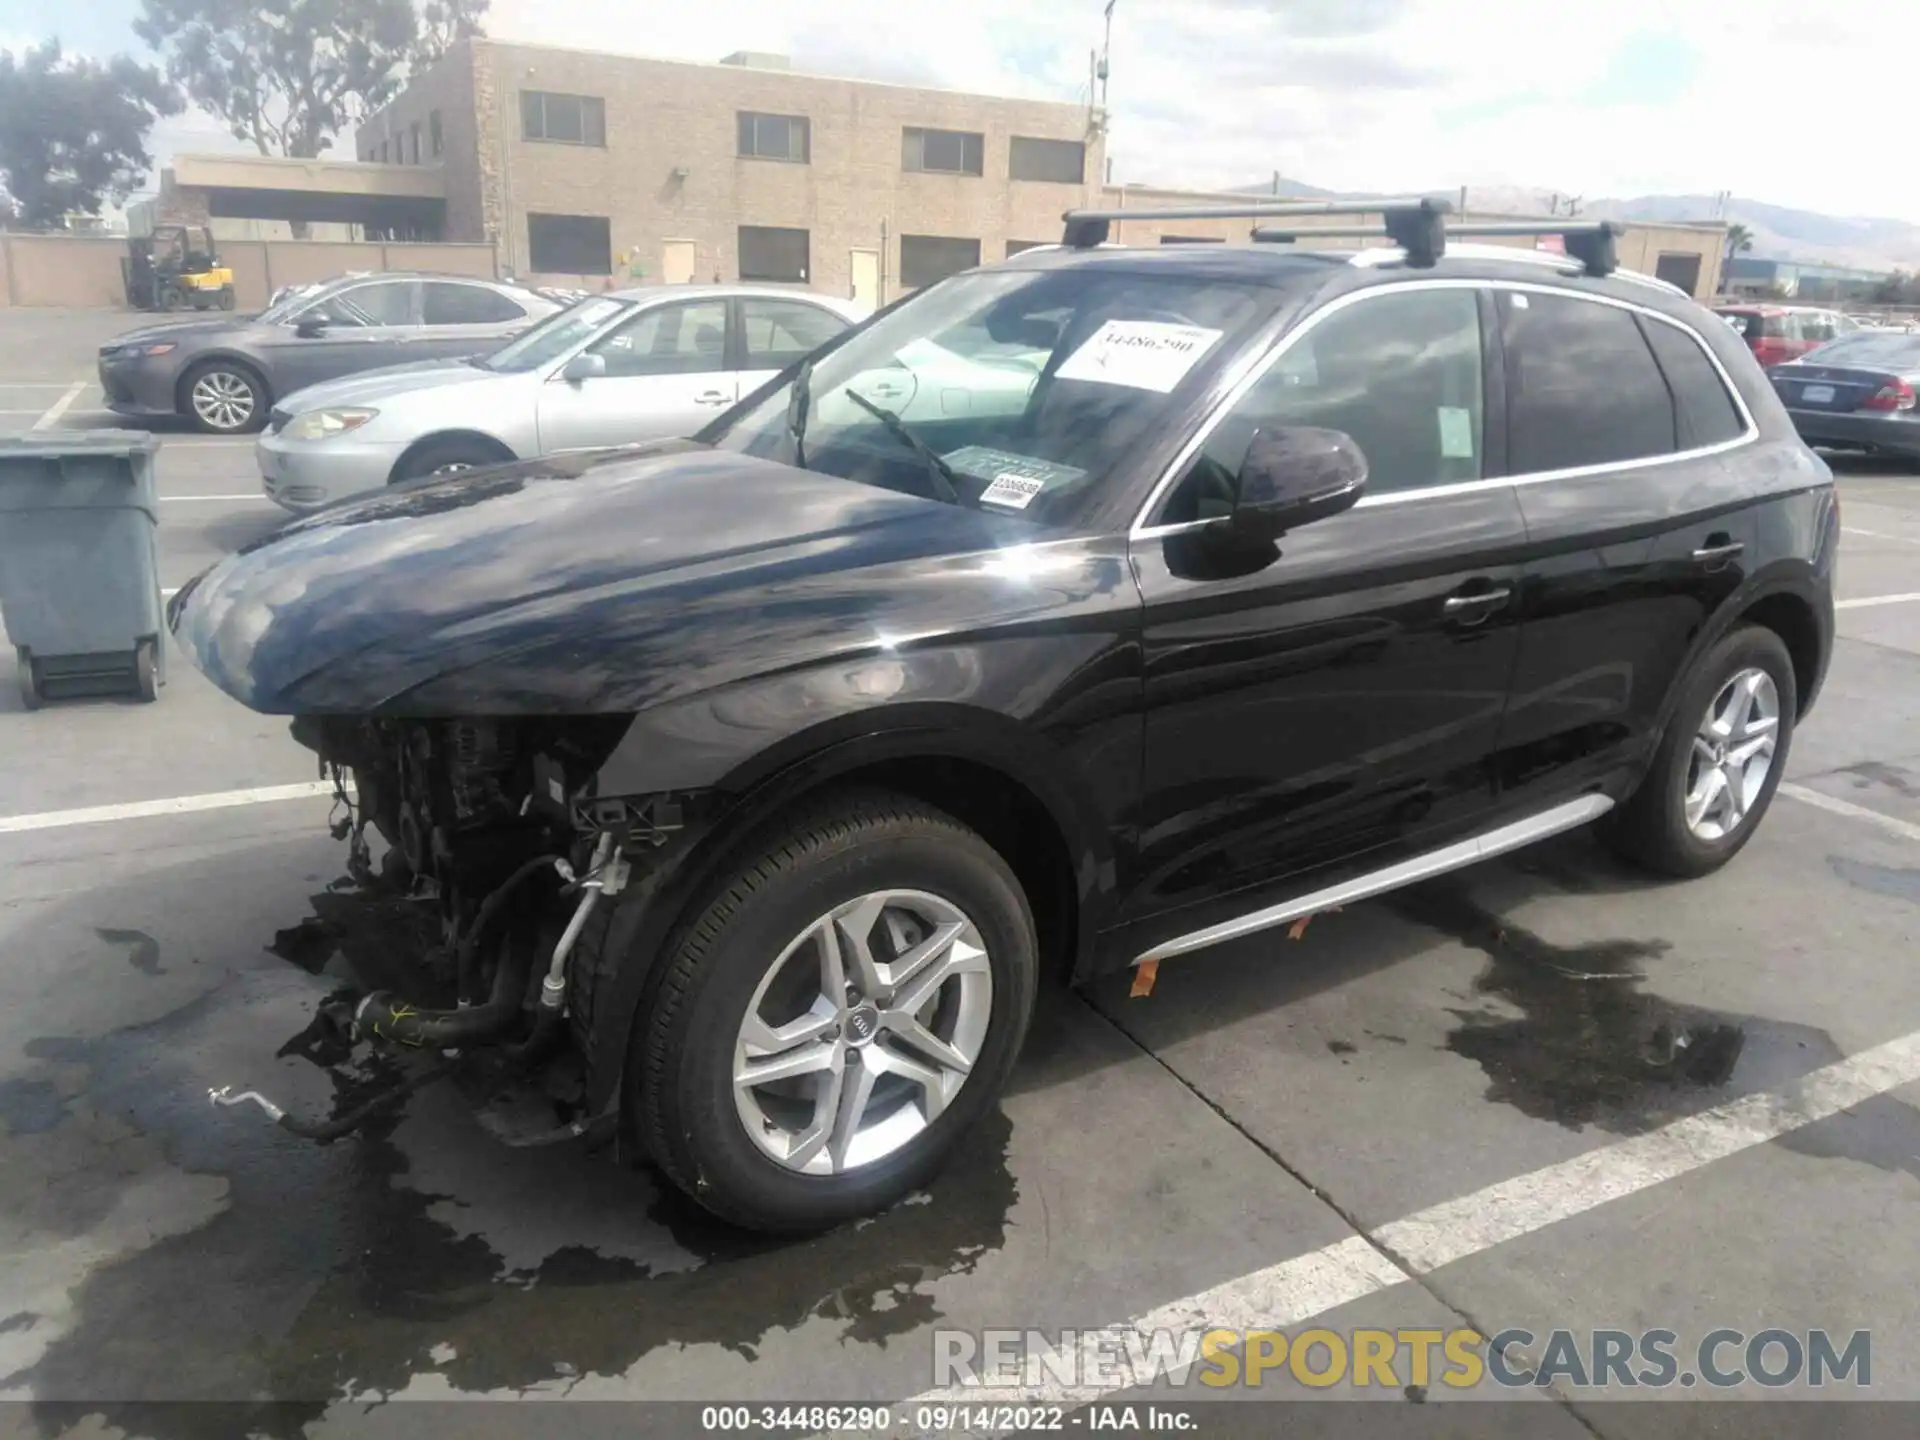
[
  {"xmin": 1062, "ymin": 197, "xmax": 1453, "ymax": 265},
  {"xmin": 1248, "ymin": 216, "xmax": 1625, "ymax": 278}
]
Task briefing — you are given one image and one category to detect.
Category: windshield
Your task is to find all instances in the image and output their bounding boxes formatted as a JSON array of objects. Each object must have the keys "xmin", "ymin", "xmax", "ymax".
[
  {"xmin": 258, "ymin": 283, "xmax": 332, "ymax": 325},
  {"xmin": 480, "ymin": 296, "xmax": 634, "ymax": 373},
  {"xmin": 708, "ymin": 267, "xmax": 1265, "ymax": 524},
  {"xmin": 1800, "ymin": 333, "xmax": 1920, "ymax": 369}
]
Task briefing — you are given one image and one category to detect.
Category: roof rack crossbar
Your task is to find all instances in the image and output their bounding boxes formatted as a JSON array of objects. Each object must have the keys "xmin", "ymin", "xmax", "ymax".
[{"xmin": 1060, "ymin": 196, "xmax": 1451, "ymax": 254}]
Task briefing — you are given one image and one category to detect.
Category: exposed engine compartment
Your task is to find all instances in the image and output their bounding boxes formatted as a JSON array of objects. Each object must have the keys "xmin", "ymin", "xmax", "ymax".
[{"xmin": 207, "ymin": 714, "xmax": 655, "ymax": 1145}]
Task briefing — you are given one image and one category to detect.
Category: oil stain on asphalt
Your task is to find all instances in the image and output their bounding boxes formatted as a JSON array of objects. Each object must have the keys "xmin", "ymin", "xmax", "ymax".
[
  {"xmin": 1388, "ymin": 878, "xmax": 1842, "ymax": 1133},
  {"xmin": 10, "ymin": 889, "xmax": 1020, "ymax": 1440}
]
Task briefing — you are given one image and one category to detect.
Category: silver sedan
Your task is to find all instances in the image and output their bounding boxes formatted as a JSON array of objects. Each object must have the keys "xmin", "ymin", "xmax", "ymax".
[{"xmin": 256, "ymin": 285, "xmax": 865, "ymax": 512}]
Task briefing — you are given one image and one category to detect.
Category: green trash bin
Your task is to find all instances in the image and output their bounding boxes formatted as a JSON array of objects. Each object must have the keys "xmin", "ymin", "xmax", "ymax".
[{"xmin": 0, "ymin": 430, "xmax": 164, "ymax": 708}]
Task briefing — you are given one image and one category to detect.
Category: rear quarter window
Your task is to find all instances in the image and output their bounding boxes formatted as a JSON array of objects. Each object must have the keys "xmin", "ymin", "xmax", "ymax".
[{"xmin": 1641, "ymin": 318, "xmax": 1746, "ymax": 448}]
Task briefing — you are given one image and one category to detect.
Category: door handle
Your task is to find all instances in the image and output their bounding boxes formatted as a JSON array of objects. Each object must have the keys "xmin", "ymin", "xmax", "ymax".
[
  {"xmin": 694, "ymin": 390, "xmax": 732, "ymax": 406},
  {"xmin": 1691, "ymin": 539, "xmax": 1745, "ymax": 567},
  {"xmin": 1443, "ymin": 587, "xmax": 1511, "ymax": 615}
]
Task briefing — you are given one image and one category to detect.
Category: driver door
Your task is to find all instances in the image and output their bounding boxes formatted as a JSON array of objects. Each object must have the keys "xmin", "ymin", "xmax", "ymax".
[
  {"xmin": 1120, "ymin": 285, "xmax": 1526, "ymax": 951},
  {"xmin": 262, "ymin": 278, "xmax": 422, "ymax": 394},
  {"xmin": 535, "ymin": 298, "xmax": 735, "ymax": 452}
]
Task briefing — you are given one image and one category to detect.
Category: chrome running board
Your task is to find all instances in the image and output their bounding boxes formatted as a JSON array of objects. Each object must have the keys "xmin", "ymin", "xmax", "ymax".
[{"xmin": 1133, "ymin": 793, "xmax": 1615, "ymax": 965}]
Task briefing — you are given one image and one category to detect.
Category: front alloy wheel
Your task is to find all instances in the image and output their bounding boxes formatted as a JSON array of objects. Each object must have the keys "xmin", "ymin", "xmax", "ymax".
[
  {"xmin": 733, "ymin": 890, "xmax": 993, "ymax": 1175},
  {"xmin": 188, "ymin": 367, "xmax": 260, "ymax": 432},
  {"xmin": 634, "ymin": 790, "xmax": 1037, "ymax": 1232}
]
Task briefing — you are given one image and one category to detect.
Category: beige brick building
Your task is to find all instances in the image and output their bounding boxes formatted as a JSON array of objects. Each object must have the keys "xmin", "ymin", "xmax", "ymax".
[{"xmin": 355, "ymin": 40, "xmax": 1108, "ymax": 304}]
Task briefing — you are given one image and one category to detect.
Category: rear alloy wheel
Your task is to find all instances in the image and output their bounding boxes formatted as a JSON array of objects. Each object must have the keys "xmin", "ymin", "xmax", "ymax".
[
  {"xmin": 1602, "ymin": 625, "xmax": 1797, "ymax": 878},
  {"xmin": 637, "ymin": 791, "xmax": 1037, "ymax": 1232},
  {"xmin": 185, "ymin": 363, "xmax": 265, "ymax": 434}
]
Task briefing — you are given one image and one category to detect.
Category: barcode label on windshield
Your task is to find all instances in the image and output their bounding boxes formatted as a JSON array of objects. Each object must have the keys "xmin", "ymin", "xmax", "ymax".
[{"xmin": 980, "ymin": 472, "xmax": 1047, "ymax": 510}]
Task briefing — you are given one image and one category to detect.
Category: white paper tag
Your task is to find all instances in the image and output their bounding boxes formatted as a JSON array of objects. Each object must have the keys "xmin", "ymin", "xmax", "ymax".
[
  {"xmin": 1053, "ymin": 320, "xmax": 1224, "ymax": 392},
  {"xmin": 979, "ymin": 472, "xmax": 1047, "ymax": 510},
  {"xmin": 1437, "ymin": 407, "xmax": 1476, "ymax": 459}
]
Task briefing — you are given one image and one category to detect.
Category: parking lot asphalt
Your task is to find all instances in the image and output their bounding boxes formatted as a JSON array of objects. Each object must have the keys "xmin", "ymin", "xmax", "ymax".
[{"xmin": 2, "ymin": 309, "xmax": 1919, "ymax": 1437}]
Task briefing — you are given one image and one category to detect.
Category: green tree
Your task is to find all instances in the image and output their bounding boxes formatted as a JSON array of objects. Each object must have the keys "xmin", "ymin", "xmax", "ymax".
[
  {"xmin": 1725, "ymin": 221, "xmax": 1754, "ymax": 256},
  {"xmin": 416, "ymin": 0, "xmax": 491, "ymax": 68},
  {"xmin": 0, "ymin": 41, "xmax": 181, "ymax": 228},
  {"xmin": 135, "ymin": 0, "xmax": 425, "ymax": 160}
]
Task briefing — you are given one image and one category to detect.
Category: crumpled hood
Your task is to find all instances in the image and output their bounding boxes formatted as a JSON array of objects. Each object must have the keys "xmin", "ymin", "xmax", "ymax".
[
  {"xmin": 275, "ymin": 357, "xmax": 498, "ymax": 414},
  {"xmin": 168, "ymin": 440, "xmax": 1042, "ymax": 714}
]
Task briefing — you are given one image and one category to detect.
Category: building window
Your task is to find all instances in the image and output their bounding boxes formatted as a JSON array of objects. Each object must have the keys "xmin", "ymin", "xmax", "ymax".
[
  {"xmin": 1159, "ymin": 234, "xmax": 1225, "ymax": 245},
  {"xmin": 738, "ymin": 225, "xmax": 810, "ymax": 283},
  {"xmin": 902, "ymin": 127, "xmax": 984, "ymax": 176},
  {"xmin": 430, "ymin": 111, "xmax": 443, "ymax": 157},
  {"xmin": 408, "ymin": 122, "xmax": 421, "ymax": 164},
  {"xmin": 1009, "ymin": 136, "xmax": 1085, "ymax": 184},
  {"xmin": 522, "ymin": 91, "xmax": 607, "ymax": 146},
  {"xmin": 527, "ymin": 213, "xmax": 612, "ymax": 274},
  {"xmin": 737, "ymin": 112, "xmax": 809, "ymax": 163},
  {"xmin": 900, "ymin": 234, "xmax": 980, "ymax": 288},
  {"xmin": 1005, "ymin": 240, "xmax": 1049, "ymax": 257}
]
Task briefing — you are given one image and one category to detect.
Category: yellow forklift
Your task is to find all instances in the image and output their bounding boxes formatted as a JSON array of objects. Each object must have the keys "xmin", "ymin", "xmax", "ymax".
[{"xmin": 123, "ymin": 225, "xmax": 236, "ymax": 312}]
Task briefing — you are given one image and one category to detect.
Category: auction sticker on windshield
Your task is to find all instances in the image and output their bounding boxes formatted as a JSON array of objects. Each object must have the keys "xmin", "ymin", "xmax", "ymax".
[
  {"xmin": 1054, "ymin": 320, "xmax": 1224, "ymax": 392},
  {"xmin": 941, "ymin": 447, "xmax": 1087, "ymax": 510}
]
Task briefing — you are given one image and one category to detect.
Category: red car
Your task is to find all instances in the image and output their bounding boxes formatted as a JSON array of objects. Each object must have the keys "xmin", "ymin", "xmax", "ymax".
[{"xmin": 1715, "ymin": 304, "xmax": 1859, "ymax": 368}]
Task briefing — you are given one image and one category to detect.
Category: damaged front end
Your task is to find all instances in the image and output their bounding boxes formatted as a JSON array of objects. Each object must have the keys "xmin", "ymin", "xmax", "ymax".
[{"xmin": 213, "ymin": 713, "xmax": 685, "ymax": 1148}]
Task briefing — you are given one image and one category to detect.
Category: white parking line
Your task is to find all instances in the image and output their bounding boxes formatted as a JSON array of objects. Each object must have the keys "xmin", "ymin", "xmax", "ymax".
[
  {"xmin": 1778, "ymin": 782, "xmax": 1920, "ymax": 843},
  {"xmin": 29, "ymin": 380, "xmax": 88, "ymax": 432},
  {"xmin": 1843, "ymin": 526, "xmax": 1920, "ymax": 545},
  {"xmin": 914, "ymin": 1027, "xmax": 1920, "ymax": 1407},
  {"xmin": 0, "ymin": 782, "xmax": 336, "ymax": 835},
  {"xmin": 1835, "ymin": 592, "xmax": 1920, "ymax": 611}
]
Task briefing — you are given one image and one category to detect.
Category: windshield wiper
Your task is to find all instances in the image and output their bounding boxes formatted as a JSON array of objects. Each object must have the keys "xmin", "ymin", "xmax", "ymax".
[
  {"xmin": 845, "ymin": 390, "xmax": 963, "ymax": 506},
  {"xmin": 788, "ymin": 357, "xmax": 814, "ymax": 470}
]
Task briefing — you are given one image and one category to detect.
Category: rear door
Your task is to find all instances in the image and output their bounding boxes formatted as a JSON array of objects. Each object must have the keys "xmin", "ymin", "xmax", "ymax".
[
  {"xmin": 260, "ymin": 278, "xmax": 422, "ymax": 394},
  {"xmin": 1121, "ymin": 283, "xmax": 1528, "ymax": 954},
  {"xmin": 1495, "ymin": 287, "xmax": 1757, "ymax": 811},
  {"xmin": 417, "ymin": 280, "xmax": 534, "ymax": 362},
  {"xmin": 534, "ymin": 296, "xmax": 733, "ymax": 452},
  {"xmin": 735, "ymin": 296, "xmax": 855, "ymax": 393}
]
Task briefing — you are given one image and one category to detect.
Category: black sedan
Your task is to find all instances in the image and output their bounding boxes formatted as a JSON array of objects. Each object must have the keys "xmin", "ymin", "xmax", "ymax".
[
  {"xmin": 1770, "ymin": 331, "xmax": 1920, "ymax": 459},
  {"xmin": 97, "ymin": 273, "xmax": 560, "ymax": 434}
]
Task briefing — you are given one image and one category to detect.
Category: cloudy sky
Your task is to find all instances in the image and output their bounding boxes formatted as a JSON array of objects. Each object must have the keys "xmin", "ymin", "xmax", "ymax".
[{"xmin": 11, "ymin": 0, "xmax": 1916, "ymax": 220}]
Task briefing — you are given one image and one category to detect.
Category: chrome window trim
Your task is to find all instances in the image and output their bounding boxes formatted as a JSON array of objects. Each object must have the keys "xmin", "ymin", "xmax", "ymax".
[{"xmin": 1129, "ymin": 276, "xmax": 1760, "ymax": 539}]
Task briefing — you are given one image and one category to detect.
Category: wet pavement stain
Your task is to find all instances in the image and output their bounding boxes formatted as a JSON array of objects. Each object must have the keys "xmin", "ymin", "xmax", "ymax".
[
  {"xmin": 12, "ymin": 887, "xmax": 1021, "ymax": 1439},
  {"xmin": 1830, "ymin": 854, "xmax": 1920, "ymax": 907},
  {"xmin": 1326, "ymin": 1039, "xmax": 1357, "ymax": 1056},
  {"xmin": 95, "ymin": 928, "xmax": 162, "ymax": 977},
  {"xmin": 1389, "ymin": 879, "xmax": 1840, "ymax": 1132},
  {"xmin": 0, "ymin": 1077, "xmax": 67, "ymax": 1136},
  {"xmin": 1841, "ymin": 761, "xmax": 1920, "ymax": 801}
]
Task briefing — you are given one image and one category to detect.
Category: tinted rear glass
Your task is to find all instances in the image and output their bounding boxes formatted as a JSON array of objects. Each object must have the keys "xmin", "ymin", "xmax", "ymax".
[
  {"xmin": 1800, "ymin": 333, "xmax": 1920, "ymax": 369},
  {"xmin": 1501, "ymin": 292, "xmax": 1675, "ymax": 473},
  {"xmin": 1642, "ymin": 318, "xmax": 1745, "ymax": 448}
]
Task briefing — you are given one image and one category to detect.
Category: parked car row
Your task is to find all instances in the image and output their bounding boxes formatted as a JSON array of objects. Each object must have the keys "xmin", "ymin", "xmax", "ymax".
[
  {"xmin": 257, "ymin": 285, "xmax": 863, "ymax": 510},
  {"xmin": 100, "ymin": 274, "xmax": 566, "ymax": 434}
]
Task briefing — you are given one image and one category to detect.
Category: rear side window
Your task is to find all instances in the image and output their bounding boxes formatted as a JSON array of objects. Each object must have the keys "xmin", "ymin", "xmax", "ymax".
[
  {"xmin": 1641, "ymin": 318, "xmax": 1745, "ymax": 448},
  {"xmin": 423, "ymin": 283, "xmax": 526, "ymax": 325},
  {"xmin": 1501, "ymin": 292, "xmax": 1674, "ymax": 473}
]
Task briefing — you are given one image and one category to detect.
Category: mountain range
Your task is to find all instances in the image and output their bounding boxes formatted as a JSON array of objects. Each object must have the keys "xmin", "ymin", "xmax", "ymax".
[{"xmin": 1226, "ymin": 178, "xmax": 1920, "ymax": 274}]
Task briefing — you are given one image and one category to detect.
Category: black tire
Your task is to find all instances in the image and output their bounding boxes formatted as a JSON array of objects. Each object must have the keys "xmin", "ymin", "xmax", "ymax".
[
  {"xmin": 391, "ymin": 436, "xmax": 510, "ymax": 484},
  {"xmin": 133, "ymin": 639, "xmax": 159, "ymax": 703},
  {"xmin": 217, "ymin": 288, "xmax": 236, "ymax": 311},
  {"xmin": 1602, "ymin": 624, "xmax": 1797, "ymax": 879},
  {"xmin": 17, "ymin": 647, "xmax": 41, "ymax": 711},
  {"xmin": 182, "ymin": 359, "xmax": 268, "ymax": 434},
  {"xmin": 636, "ymin": 789, "xmax": 1038, "ymax": 1233}
]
